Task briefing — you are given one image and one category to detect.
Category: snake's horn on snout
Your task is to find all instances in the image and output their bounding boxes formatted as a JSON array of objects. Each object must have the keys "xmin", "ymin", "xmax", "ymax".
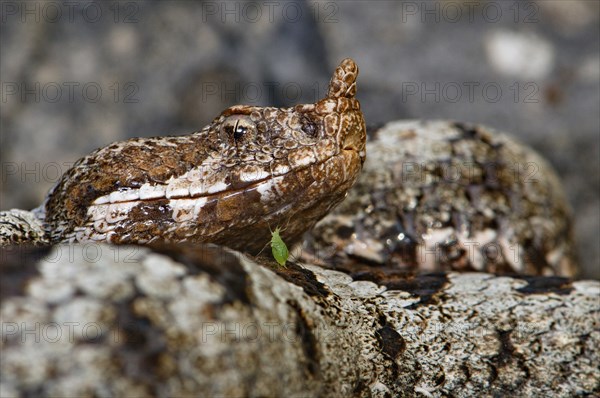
[{"xmin": 327, "ymin": 58, "xmax": 359, "ymax": 99}]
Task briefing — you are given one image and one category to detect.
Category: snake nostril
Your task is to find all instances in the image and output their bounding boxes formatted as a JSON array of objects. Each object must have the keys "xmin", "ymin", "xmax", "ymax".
[{"xmin": 300, "ymin": 116, "xmax": 318, "ymax": 137}]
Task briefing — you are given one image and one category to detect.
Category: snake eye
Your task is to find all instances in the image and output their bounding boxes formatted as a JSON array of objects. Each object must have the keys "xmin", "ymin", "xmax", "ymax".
[{"xmin": 220, "ymin": 116, "xmax": 256, "ymax": 143}]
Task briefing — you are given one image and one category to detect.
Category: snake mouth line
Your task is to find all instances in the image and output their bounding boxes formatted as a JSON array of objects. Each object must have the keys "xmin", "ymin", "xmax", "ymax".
[
  {"xmin": 215, "ymin": 148, "xmax": 359, "ymax": 201},
  {"xmin": 90, "ymin": 149, "xmax": 358, "ymax": 209}
]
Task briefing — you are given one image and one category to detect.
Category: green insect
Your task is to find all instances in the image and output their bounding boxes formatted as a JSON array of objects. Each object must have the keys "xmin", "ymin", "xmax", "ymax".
[{"xmin": 270, "ymin": 226, "xmax": 289, "ymax": 267}]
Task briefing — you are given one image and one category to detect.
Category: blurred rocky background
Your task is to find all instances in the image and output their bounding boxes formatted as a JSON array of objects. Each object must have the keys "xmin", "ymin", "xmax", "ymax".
[{"xmin": 1, "ymin": 0, "xmax": 598, "ymax": 278}]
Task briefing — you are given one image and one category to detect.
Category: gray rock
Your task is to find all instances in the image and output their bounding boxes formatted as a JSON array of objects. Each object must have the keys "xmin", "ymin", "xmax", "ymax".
[{"xmin": 1, "ymin": 244, "xmax": 598, "ymax": 396}]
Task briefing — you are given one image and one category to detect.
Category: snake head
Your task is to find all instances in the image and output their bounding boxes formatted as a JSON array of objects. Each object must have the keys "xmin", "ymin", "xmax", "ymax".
[
  {"xmin": 192, "ymin": 58, "xmax": 366, "ymax": 251},
  {"xmin": 201, "ymin": 58, "xmax": 366, "ymax": 193},
  {"xmin": 43, "ymin": 59, "xmax": 366, "ymax": 253}
]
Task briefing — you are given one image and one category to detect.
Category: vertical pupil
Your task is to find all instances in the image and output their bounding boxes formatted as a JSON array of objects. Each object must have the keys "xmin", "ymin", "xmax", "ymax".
[{"xmin": 233, "ymin": 124, "xmax": 247, "ymax": 140}]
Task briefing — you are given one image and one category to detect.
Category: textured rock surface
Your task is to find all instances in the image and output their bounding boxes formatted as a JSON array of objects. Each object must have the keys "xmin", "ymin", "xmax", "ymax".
[
  {"xmin": 305, "ymin": 120, "xmax": 578, "ymax": 277},
  {"xmin": 1, "ymin": 244, "xmax": 598, "ymax": 397}
]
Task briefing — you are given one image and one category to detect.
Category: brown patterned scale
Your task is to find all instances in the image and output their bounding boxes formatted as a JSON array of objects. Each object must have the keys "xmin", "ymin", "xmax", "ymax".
[{"xmin": 38, "ymin": 59, "xmax": 367, "ymax": 254}]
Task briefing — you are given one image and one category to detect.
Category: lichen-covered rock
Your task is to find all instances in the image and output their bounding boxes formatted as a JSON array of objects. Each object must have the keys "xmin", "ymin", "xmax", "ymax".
[
  {"xmin": 1, "ymin": 244, "xmax": 598, "ymax": 397},
  {"xmin": 304, "ymin": 120, "xmax": 578, "ymax": 277}
]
